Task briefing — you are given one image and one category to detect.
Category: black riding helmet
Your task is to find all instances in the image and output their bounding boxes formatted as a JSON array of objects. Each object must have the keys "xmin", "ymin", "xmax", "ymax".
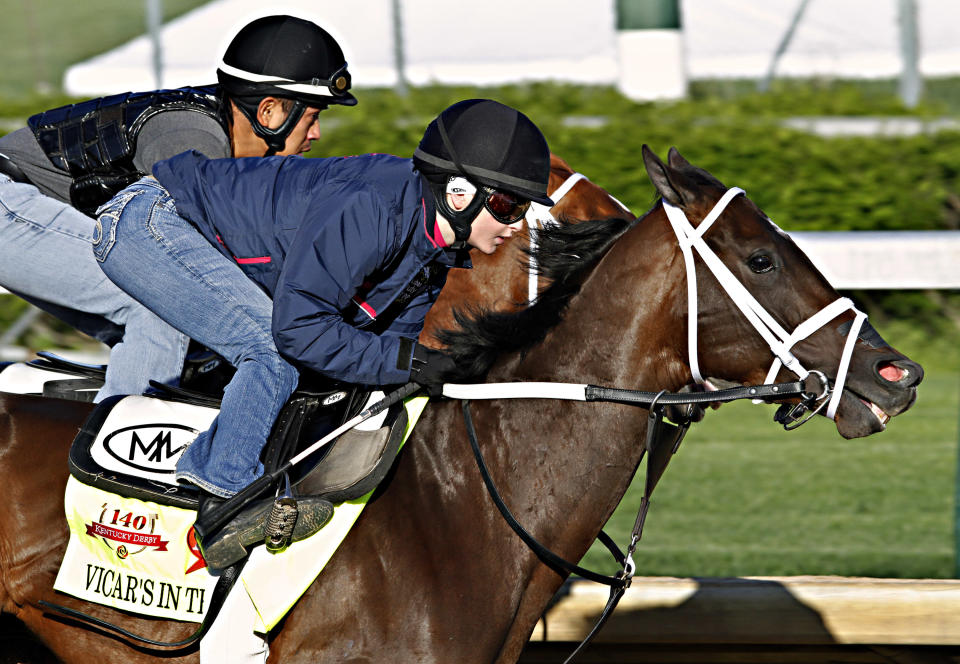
[
  {"xmin": 217, "ymin": 15, "xmax": 357, "ymax": 155},
  {"xmin": 413, "ymin": 99, "xmax": 552, "ymax": 244}
]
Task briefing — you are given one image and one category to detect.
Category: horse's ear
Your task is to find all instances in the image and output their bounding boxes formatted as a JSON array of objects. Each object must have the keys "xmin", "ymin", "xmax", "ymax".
[
  {"xmin": 642, "ymin": 144, "xmax": 691, "ymax": 208},
  {"xmin": 550, "ymin": 152, "xmax": 573, "ymax": 173},
  {"xmin": 667, "ymin": 147, "xmax": 692, "ymax": 170}
]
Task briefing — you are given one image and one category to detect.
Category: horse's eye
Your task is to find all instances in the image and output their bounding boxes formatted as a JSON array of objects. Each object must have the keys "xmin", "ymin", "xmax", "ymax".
[{"xmin": 747, "ymin": 254, "xmax": 775, "ymax": 274}]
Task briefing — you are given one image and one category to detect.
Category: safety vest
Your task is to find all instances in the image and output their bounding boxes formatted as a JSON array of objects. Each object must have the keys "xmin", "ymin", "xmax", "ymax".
[{"xmin": 28, "ymin": 85, "xmax": 227, "ymax": 214}]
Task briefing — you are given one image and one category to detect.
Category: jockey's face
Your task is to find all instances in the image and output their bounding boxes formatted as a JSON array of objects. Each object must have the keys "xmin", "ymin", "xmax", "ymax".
[
  {"xmin": 446, "ymin": 191, "xmax": 521, "ymax": 255},
  {"xmin": 229, "ymin": 97, "xmax": 323, "ymax": 158},
  {"xmin": 467, "ymin": 206, "xmax": 522, "ymax": 254},
  {"xmin": 261, "ymin": 101, "xmax": 323, "ymax": 156}
]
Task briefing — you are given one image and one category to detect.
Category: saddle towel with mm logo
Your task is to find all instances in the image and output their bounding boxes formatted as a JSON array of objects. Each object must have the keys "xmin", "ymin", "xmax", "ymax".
[{"xmin": 54, "ymin": 393, "xmax": 429, "ymax": 627}]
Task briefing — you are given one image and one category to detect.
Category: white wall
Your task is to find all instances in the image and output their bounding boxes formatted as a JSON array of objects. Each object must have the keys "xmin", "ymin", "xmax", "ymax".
[
  {"xmin": 682, "ymin": 0, "xmax": 960, "ymax": 79},
  {"xmin": 64, "ymin": 0, "xmax": 619, "ymax": 95},
  {"xmin": 64, "ymin": 0, "xmax": 960, "ymax": 97}
]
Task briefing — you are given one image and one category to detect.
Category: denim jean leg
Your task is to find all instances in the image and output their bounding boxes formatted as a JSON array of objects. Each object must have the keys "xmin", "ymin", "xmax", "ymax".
[
  {"xmin": 96, "ymin": 180, "xmax": 299, "ymax": 496},
  {"xmin": 0, "ymin": 176, "xmax": 188, "ymax": 399}
]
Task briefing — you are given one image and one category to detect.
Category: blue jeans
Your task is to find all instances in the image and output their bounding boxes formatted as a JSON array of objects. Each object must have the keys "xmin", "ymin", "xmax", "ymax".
[
  {"xmin": 0, "ymin": 174, "xmax": 188, "ymax": 401},
  {"xmin": 95, "ymin": 177, "xmax": 299, "ymax": 497}
]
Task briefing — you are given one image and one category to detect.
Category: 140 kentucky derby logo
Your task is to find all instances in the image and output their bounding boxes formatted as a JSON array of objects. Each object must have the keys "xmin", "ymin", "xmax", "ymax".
[{"xmin": 87, "ymin": 503, "xmax": 167, "ymax": 559}]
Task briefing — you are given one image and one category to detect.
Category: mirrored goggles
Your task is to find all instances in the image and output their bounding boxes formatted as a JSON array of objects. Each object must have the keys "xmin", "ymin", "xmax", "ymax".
[
  {"xmin": 482, "ymin": 188, "xmax": 531, "ymax": 224},
  {"xmin": 445, "ymin": 177, "xmax": 530, "ymax": 224}
]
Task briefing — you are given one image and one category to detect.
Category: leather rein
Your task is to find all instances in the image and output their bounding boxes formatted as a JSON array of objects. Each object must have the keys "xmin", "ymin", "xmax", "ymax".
[{"xmin": 452, "ymin": 376, "xmax": 822, "ymax": 663}]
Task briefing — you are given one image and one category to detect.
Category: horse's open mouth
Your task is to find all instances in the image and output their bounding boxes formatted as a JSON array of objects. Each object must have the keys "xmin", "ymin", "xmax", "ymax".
[
  {"xmin": 837, "ymin": 388, "xmax": 890, "ymax": 432},
  {"xmin": 857, "ymin": 397, "xmax": 890, "ymax": 428}
]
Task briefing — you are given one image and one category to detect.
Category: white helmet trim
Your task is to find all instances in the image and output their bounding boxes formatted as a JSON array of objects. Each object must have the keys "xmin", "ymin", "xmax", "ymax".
[{"xmin": 216, "ymin": 60, "xmax": 338, "ymax": 98}]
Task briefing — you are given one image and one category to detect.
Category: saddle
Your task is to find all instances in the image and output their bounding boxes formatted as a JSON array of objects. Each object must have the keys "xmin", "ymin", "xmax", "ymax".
[
  {"xmin": 69, "ymin": 378, "xmax": 408, "ymax": 506},
  {"xmin": 0, "ymin": 351, "xmax": 106, "ymax": 401},
  {"xmin": 0, "ymin": 348, "xmax": 409, "ymax": 507},
  {"xmin": 0, "ymin": 348, "xmax": 405, "ymax": 564}
]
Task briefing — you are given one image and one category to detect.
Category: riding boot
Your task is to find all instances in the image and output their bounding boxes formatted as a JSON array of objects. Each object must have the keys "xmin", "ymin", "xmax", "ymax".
[
  {"xmin": 196, "ymin": 490, "xmax": 226, "ymax": 527},
  {"xmin": 197, "ymin": 495, "xmax": 335, "ymax": 572}
]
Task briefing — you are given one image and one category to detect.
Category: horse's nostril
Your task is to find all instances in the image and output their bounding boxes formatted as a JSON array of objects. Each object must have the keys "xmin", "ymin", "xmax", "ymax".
[{"xmin": 878, "ymin": 361, "xmax": 905, "ymax": 383}]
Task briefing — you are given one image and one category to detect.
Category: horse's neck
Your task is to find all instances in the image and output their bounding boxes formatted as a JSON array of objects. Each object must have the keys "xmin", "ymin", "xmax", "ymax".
[
  {"xmin": 287, "ymin": 210, "xmax": 690, "ymax": 661},
  {"xmin": 435, "ymin": 206, "xmax": 690, "ymax": 592},
  {"xmin": 519, "ymin": 206, "xmax": 689, "ymax": 389}
]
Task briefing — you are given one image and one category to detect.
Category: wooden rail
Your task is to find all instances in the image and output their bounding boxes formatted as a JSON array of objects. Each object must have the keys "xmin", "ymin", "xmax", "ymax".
[{"xmin": 530, "ymin": 576, "xmax": 960, "ymax": 646}]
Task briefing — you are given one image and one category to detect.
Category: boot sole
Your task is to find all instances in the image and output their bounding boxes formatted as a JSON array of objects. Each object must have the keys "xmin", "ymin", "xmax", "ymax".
[{"xmin": 199, "ymin": 496, "xmax": 334, "ymax": 570}]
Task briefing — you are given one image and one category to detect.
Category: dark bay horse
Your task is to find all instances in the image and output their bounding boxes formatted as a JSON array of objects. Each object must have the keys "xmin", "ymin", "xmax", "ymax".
[{"xmin": 0, "ymin": 147, "xmax": 921, "ymax": 662}]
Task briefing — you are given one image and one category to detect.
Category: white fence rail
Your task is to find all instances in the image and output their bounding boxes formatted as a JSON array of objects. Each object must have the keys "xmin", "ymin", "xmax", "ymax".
[
  {"xmin": 0, "ymin": 231, "xmax": 955, "ymax": 358},
  {"xmin": 791, "ymin": 231, "xmax": 960, "ymax": 289}
]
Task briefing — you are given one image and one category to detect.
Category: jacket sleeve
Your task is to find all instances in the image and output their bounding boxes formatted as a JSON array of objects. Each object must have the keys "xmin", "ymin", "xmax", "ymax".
[
  {"xmin": 271, "ymin": 190, "xmax": 416, "ymax": 386},
  {"xmin": 133, "ymin": 112, "xmax": 230, "ymax": 173}
]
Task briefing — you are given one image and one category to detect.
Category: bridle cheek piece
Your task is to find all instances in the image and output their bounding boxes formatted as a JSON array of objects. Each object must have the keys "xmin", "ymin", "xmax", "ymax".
[{"xmin": 661, "ymin": 188, "xmax": 867, "ymax": 427}]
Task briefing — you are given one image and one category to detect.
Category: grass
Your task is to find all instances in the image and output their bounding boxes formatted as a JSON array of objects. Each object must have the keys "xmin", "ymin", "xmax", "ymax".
[
  {"xmin": 0, "ymin": 0, "xmax": 209, "ymax": 99},
  {"xmin": 583, "ymin": 355, "xmax": 959, "ymax": 579}
]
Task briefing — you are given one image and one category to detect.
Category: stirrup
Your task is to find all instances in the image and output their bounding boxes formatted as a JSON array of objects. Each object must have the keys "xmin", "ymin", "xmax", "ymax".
[
  {"xmin": 265, "ymin": 496, "xmax": 298, "ymax": 552},
  {"xmin": 198, "ymin": 495, "xmax": 334, "ymax": 570}
]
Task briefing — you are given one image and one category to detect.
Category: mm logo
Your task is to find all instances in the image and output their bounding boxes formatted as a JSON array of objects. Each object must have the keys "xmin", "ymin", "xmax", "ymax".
[
  {"xmin": 323, "ymin": 391, "xmax": 348, "ymax": 406},
  {"xmin": 102, "ymin": 424, "xmax": 198, "ymax": 474}
]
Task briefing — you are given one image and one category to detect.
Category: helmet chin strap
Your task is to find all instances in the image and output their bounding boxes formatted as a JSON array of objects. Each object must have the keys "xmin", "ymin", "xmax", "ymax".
[
  {"xmin": 429, "ymin": 114, "xmax": 487, "ymax": 246},
  {"xmin": 233, "ymin": 98, "xmax": 307, "ymax": 156},
  {"xmin": 427, "ymin": 178, "xmax": 484, "ymax": 247}
]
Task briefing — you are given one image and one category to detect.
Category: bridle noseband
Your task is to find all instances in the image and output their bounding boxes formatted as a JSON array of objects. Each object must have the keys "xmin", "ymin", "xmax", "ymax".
[{"xmin": 662, "ymin": 188, "xmax": 867, "ymax": 423}]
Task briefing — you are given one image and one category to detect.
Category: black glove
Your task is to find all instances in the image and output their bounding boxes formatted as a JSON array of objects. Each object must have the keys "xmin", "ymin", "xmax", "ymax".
[{"xmin": 410, "ymin": 343, "xmax": 459, "ymax": 397}]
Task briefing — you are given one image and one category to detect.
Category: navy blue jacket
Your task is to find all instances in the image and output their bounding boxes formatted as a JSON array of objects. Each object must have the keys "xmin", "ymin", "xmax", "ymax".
[{"xmin": 153, "ymin": 151, "xmax": 470, "ymax": 385}]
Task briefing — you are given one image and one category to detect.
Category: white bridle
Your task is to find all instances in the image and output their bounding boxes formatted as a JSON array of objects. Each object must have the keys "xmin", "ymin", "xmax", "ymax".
[
  {"xmin": 662, "ymin": 188, "xmax": 867, "ymax": 419},
  {"xmin": 524, "ymin": 172, "xmax": 631, "ymax": 304}
]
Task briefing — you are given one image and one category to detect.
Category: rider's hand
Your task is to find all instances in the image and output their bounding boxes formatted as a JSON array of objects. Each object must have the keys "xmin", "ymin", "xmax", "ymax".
[{"xmin": 410, "ymin": 343, "xmax": 459, "ymax": 397}]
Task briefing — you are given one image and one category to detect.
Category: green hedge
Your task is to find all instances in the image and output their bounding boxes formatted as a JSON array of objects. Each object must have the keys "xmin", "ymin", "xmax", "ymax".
[
  {"xmin": 2, "ymin": 81, "xmax": 959, "ymax": 356},
  {"xmin": 311, "ymin": 82, "xmax": 960, "ymax": 233}
]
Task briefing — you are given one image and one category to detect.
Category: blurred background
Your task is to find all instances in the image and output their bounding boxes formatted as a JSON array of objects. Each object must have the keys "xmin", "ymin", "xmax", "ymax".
[{"xmin": 1, "ymin": 0, "xmax": 958, "ymax": 579}]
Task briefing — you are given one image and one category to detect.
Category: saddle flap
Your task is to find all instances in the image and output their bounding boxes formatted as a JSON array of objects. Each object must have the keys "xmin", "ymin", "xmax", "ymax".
[
  {"xmin": 293, "ymin": 397, "xmax": 408, "ymax": 504},
  {"xmin": 68, "ymin": 384, "xmax": 405, "ymax": 509}
]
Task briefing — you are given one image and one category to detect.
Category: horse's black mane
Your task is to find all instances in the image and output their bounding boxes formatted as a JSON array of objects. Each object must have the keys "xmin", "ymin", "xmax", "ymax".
[{"xmin": 437, "ymin": 215, "xmax": 636, "ymax": 378}]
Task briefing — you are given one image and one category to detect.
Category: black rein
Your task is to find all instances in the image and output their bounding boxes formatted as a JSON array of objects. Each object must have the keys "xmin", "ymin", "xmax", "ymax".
[{"xmin": 461, "ymin": 377, "xmax": 811, "ymax": 663}]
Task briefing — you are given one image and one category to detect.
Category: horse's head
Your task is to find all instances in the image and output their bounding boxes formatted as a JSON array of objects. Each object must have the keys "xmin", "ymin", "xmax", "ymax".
[
  {"xmin": 542, "ymin": 154, "xmax": 634, "ymax": 224},
  {"xmin": 641, "ymin": 145, "xmax": 922, "ymax": 439}
]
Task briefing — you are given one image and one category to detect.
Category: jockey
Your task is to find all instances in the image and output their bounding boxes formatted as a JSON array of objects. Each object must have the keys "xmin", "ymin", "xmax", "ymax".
[
  {"xmin": 0, "ymin": 15, "xmax": 355, "ymax": 401},
  {"xmin": 93, "ymin": 97, "xmax": 551, "ymax": 530},
  {"xmin": 93, "ymin": 98, "xmax": 550, "ymax": 664}
]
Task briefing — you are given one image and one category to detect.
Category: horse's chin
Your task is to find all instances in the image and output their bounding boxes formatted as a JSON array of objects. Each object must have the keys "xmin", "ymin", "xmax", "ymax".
[{"xmin": 832, "ymin": 389, "xmax": 896, "ymax": 439}]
